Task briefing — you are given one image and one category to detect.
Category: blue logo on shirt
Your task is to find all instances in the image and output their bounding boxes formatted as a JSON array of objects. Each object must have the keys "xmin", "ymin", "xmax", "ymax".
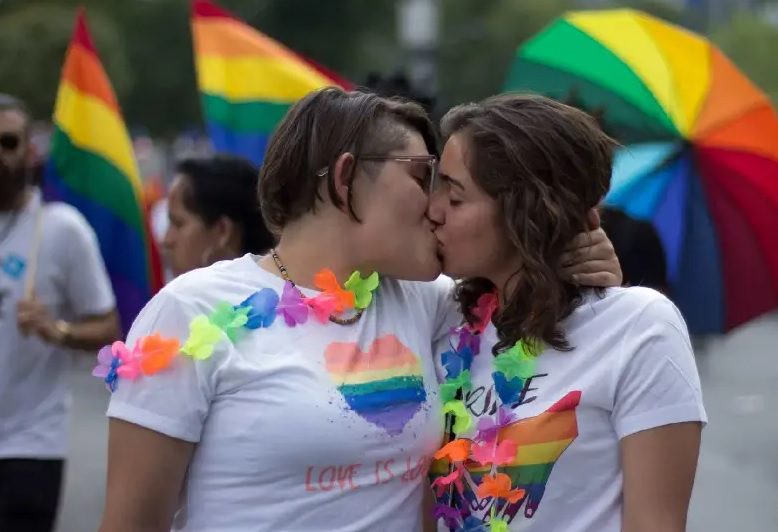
[{"xmin": 1, "ymin": 254, "xmax": 26, "ymax": 280}]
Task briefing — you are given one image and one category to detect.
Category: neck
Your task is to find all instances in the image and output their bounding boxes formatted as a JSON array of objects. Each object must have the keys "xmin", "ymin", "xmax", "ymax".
[
  {"xmin": 0, "ymin": 186, "xmax": 30, "ymax": 213},
  {"xmin": 488, "ymin": 260, "xmax": 522, "ymax": 308},
  {"xmin": 259, "ymin": 212, "xmax": 363, "ymax": 289}
]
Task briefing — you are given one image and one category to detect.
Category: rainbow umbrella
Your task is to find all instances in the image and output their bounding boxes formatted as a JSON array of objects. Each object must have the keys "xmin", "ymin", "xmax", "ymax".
[{"xmin": 505, "ymin": 9, "xmax": 778, "ymax": 334}]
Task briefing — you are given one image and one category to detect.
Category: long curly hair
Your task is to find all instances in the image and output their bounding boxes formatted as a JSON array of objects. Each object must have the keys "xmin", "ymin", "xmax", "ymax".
[{"xmin": 441, "ymin": 94, "xmax": 617, "ymax": 354}]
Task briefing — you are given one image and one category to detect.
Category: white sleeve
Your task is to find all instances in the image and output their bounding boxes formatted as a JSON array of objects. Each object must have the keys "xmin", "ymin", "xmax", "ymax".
[
  {"xmin": 611, "ymin": 298, "xmax": 707, "ymax": 439},
  {"xmin": 431, "ymin": 276, "xmax": 461, "ymax": 344},
  {"xmin": 433, "ymin": 335, "xmax": 454, "ymax": 384},
  {"xmin": 429, "ymin": 276, "xmax": 461, "ymax": 384},
  {"xmin": 61, "ymin": 209, "xmax": 116, "ymax": 317},
  {"xmin": 106, "ymin": 289, "xmax": 229, "ymax": 442}
]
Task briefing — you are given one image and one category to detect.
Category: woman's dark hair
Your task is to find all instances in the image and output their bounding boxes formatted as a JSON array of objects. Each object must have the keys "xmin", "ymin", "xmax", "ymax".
[
  {"xmin": 258, "ymin": 87, "xmax": 438, "ymax": 234},
  {"xmin": 176, "ymin": 154, "xmax": 274, "ymax": 255},
  {"xmin": 441, "ymin": 94, "xmax": 618, "ymax": 354}
]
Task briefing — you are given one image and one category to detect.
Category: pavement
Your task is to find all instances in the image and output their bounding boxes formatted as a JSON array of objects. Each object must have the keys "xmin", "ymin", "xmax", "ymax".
[{"xmin": 55, "ymin": 312, "xmax": 778, "ymax": 532}]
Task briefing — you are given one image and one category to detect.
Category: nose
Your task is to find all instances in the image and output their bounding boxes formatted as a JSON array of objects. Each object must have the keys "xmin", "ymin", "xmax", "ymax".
[{"xmin": 426, "ymin": 189, "xmax": 446, "ymax": 227}]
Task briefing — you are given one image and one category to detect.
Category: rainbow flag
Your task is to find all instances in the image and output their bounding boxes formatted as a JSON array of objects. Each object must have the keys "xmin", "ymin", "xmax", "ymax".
[
  {"xmin": 44, "ymin": 9, "xmax": 162, "ymax": 332},
  {"xmin": 190, "ymin": 0, "xmax": 352, "ymax": 165}
]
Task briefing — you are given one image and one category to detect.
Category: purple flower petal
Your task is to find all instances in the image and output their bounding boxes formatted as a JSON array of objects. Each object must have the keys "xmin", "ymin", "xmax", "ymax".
[{"xmin": 97, "ymin": 345, "xmax": 113, "ymax": 366}]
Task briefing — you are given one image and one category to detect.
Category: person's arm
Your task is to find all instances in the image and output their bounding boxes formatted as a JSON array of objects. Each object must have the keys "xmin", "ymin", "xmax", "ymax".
[
  {"xmin": 621, "ymin": 422, "xmax": 701, "ymax": 532},
  {"xmin": 100, "ymin": 419, "xmax": 194, "ymax": 532},
  {"xmin": 98, "ymin": 286, "xmax": 221, "ymax": 531},
  {"xmin": 612, "ymin": 296, "xmax": 706, "ymax": 531},
  {"xmin": 17, "ymin": 301, "xmax": 120, "ymax": 351},
  {"xmin": 17, "ymin": 205, "xmax": 120, "ymax": 349}
]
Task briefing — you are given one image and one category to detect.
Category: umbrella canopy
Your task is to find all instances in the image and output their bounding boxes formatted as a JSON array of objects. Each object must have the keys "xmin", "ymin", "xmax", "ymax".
[{"xmin": 505, "ymin": 8, "xmax": 778, "ymax": 334}]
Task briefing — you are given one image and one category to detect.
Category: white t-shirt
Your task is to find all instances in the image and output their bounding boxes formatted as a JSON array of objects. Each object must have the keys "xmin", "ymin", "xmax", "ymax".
[
  {"xmin": 432, "ymin": 287, "xmax": 707, "ymax": 532},
  {"xmin": 0, "ymin": 189, "xmax": 116, "ymax": 459},
  {"xmin": 107, "ymin": 255, "xmax": 458, "ymax": 531}
]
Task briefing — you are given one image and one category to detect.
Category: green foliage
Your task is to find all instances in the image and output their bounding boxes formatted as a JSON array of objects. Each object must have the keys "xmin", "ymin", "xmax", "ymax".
[
  {"xmin": 0, "ymin": 0, "xmax": 397, "ymax": 136},
  {"xmin": 0, "ymin": 2, "xmax": 131, "ymax": 121},
  {"xmin": 438, "ymin": 0, "xmax": 573, "ymax": 108}
]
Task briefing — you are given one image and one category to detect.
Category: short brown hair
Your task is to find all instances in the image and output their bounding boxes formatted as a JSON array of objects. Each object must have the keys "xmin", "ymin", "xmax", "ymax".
[
  {"xmin": 258, "ymin": 87, "xmax": 437, "ymax": 234},
  {"xmin": 442, "ymin": 93, "xmax": 617, "ymax": 353}
]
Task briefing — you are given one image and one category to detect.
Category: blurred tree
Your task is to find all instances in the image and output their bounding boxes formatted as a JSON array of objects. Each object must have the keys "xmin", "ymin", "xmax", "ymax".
[
  {"xmin": 438, "ymin": 0, "xmax": 572, "ymax": 109},
  {"xmin": 711, "ymin": 12, "xmax": 778, "ymax": 104},
  {"xmin": 0, "ymin": 3, "xmax": 132, "ymax": 122}
]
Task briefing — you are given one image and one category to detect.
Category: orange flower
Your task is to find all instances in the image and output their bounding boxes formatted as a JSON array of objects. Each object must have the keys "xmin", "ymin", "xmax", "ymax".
[
  {"xmin": 433, "ymin": 439, "xmax": 471, "ymax": 463},
  {"xmin": 476, "ymin": 473, "xmax": 526, "ymax": 504},
  {"xmin": 314, "ymin": 269, "xmax": 355, "ymax": 312},
  {"xmin": 139, "ymin": 334, "xmax": 180, "ymax": 375}
]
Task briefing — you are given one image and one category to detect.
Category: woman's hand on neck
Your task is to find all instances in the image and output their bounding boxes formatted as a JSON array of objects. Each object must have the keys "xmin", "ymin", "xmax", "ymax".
[{"xmin": 258, "ymin": 208, "xmax": 364, "ymax": 289}]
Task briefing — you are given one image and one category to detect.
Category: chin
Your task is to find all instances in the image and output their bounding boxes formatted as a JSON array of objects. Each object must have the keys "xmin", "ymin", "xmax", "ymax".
[
  {"xmin": 441, "ymin": 257, "xmax": 471, "ymax": 280},
  {"xmin": 417, "ymin": 264, "xmax": 443, "ymax": 281},
  {"xmin": 385, "ymin": 258, "xmax": 442, "ymax": 282},
  {"xmin": 401, "ymin": 265, "xmax": 442, "ymax": 282}
]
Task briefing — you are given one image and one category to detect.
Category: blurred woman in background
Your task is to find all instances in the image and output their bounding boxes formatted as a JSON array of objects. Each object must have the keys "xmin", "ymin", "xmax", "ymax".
[{"xmin": 161, "ymin": 154, "xmax": 275, "ymax": 277}]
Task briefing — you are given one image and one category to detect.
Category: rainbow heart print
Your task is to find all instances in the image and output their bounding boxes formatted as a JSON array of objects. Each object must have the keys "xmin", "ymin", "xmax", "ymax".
[
  {"xmin": 324, "ymin": 335, "xmax": 427, "ymax": 435},
  {"xmin": 431, "ymin": 390, "xmax": 581, "ymax": 523}
]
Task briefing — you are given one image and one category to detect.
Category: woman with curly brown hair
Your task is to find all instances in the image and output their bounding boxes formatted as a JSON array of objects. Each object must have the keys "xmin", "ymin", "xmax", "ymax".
[{"xmin": 428, "ymin": 94, "xmax": 706, "ymax": 532}]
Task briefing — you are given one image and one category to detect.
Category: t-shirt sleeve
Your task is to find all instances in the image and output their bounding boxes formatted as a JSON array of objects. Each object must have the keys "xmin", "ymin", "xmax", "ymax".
[
  {"xmin": 431, "ymin": 276, "xmax": 461, "ymax": 344},
  {"xmin": 429, "ymin": 276, "xmax": 461, "ymax": 384},
  {"xmin": 611, "ymin": 297, "xmax": 707, "ymax": 439},
  {"xmin": 106, "ymin": 289, "xmax": 228, "ymax": 442},
  {"xmin": 60, "ymin": 208, "xmax": 116, "ymax": 317}
]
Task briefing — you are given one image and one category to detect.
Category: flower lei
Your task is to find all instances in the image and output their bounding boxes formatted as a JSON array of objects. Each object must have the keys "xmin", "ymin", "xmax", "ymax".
[
  {"xmin": 92, "ymin": 269, "xmax": 380, "ymax": 392},
  {"xmin": 432, "ymin": 291, "xmax": 541, "ymax": 532}
]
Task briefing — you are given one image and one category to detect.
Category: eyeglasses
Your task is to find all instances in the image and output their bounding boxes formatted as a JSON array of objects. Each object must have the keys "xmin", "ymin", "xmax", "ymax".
[
  {"xmin": 359, "ymin": 155, "xmax": 439, "ymax": 194},
  {"xmin": 0, "ymin": 133, "xmax": 20, "ymax": 152}
]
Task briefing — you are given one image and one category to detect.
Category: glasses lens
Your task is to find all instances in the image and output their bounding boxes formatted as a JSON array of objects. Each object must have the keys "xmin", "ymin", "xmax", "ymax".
[
  {"xmin": 0, "ymin": 133, "xmax": 20, "ymax": 151},
  {"xmin": 408, "ymin": 159, "xmax": 437, "ymax": 193},
  {"xmin": 419, "ymin": 159, "xmax": 439, "ymax": 194}
]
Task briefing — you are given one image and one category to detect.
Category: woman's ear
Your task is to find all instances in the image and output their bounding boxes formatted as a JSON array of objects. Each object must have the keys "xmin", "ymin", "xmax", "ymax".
[
  {"xmin": 331, "ymin": 152, "xmax": 356, "ymax": 207},
  {"xmin": 214, "ymin": 215, "xmax": 238, "ymax": 252}
]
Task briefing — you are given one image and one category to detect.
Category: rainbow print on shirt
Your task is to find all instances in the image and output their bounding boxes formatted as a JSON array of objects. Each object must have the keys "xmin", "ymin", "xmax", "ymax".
[
  {"xmin": 431, "ymin": 390, "xmax": 581, "ymax": 524},
  {"xmin": 324, "ymin": 335, "xmax": 427, "ymax": 436}
]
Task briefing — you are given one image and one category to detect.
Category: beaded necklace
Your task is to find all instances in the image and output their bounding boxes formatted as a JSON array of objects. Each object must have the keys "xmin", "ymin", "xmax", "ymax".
[{"xmin": 270, "ymin": 248, "xmax": 364, "ymax": 326}]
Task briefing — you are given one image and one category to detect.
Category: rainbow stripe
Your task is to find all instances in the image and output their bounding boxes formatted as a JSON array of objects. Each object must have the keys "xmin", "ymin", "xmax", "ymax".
[
  {"xmin": 44, "ymin": 10, "xmax": 162, "ymax": 332},
  {"xmin": 473, "ymin": 391, "xmax": 579, "ymax": 519},
  {"xmin": 324, "ymin": 335, "xmax": 427, "ymax": 435},
  {"xmin": 190, "ymin": 0, "xmax": 352, "ymax": 165}
]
